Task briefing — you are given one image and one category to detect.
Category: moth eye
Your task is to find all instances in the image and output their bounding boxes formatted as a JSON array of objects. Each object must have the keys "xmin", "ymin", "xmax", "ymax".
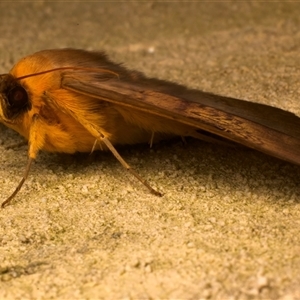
[{"xmin": 7, "ymin": 86, "xmax": 28, "ymax": 108}]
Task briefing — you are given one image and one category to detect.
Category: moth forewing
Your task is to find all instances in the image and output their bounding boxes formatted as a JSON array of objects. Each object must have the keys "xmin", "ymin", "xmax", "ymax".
[{"xmin": 62, "ymin": 75, "xmax": 300, "ymax": 166}]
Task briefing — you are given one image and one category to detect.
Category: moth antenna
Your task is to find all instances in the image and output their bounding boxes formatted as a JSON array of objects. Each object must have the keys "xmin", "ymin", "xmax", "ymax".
[
  {"xmin": 1, "ymin": 158, "xmax": 33, "ymax": 208},
  {"xmin": 100, "ymin": 134, "xmax": 162, "ymax": 197},
  {"xmin": 15, "ymin": 67, "xmax": 119, "ymax": 81}
]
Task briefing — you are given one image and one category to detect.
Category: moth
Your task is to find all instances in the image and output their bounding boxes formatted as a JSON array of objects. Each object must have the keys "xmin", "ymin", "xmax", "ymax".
[{"xmin": 0, "ymin": 48, "xmax": 300, "ymax": 208}]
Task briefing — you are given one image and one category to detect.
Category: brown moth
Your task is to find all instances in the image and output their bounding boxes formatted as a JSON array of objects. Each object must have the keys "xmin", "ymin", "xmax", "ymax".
[{"xmin": 0, "ymin": 48, "xmax": 300, "ymax": 207}]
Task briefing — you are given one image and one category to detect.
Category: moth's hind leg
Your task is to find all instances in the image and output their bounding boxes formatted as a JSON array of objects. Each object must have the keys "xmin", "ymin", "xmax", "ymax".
[
  {"xmin": 44, "ymin": 90, "xmax": 162, "ymax": 196},
  {"xmin": 99, "ymin": 133, "xmax": 162, "ymax": 196}
]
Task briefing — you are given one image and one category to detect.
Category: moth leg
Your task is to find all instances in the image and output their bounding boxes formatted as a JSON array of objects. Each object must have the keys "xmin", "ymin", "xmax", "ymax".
[
  {"xmin": 99, "ymin": 134, "xmax": 162, "ymax": 196},
  {"xmin": 181, "ymin": 136, "xmax": 187, "ymax": 144},
  {"xmin": 90, "ymin": 139, "xmax": 104, "ymax": 154},
  {"xmin": 149, "ymin": 132, "xmax": 155, "ymax": 148},
  {"xmin": 43, "ymin": 91, "xmax": 162, "ymax": 197},
  {"xmin": 1, "ymin": 114, "xmax": 45, "ymax": 208},
  {"xmin": 90, "ymin": 139, "xmax": 98, "ymax": 154},
  {"xmin": 1, "ymin": 158, "xmax": 34, "ymax": 208}
]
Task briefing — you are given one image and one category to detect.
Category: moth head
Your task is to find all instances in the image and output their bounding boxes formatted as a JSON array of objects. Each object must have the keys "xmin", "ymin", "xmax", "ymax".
[{"xmin": 0, "ymin": 74, "xmax": 32, "ymax": 123}]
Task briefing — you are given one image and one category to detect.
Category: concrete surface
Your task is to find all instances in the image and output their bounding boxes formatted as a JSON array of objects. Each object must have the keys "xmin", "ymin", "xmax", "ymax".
[{"xmin": 0, "ymin": 2, "xmax": 300, "ymax": 299}]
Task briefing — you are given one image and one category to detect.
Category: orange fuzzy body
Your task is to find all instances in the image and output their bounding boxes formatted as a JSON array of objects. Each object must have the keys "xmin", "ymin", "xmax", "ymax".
[
  {"xmin": 4, "ymin": 49, "xmax": 196, "ymax": 154},
  {"xmin": 5, "ymin": 52, "xmax": 153, "ymax": 153}
]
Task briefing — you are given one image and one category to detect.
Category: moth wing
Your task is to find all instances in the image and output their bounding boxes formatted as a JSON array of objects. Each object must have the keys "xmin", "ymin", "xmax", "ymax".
[{"xmin": 61, "ymin": 72, "xmax": 300, "ymax": 166}]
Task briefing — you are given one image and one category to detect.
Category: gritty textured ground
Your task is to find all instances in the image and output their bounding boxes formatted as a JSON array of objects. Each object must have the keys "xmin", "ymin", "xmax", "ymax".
[{"xmin": 0, "ymin": 2, "xmax": 300, "ymax": 299}]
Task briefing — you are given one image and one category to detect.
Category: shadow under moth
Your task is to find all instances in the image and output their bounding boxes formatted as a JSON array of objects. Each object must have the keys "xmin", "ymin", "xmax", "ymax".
[{"xmin": 0, "ymin": 48, "xmax": 300, "ymax": 207}]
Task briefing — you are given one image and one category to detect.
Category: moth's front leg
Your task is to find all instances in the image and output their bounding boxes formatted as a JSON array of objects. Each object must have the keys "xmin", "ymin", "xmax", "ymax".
[
  {"xmin": 1, "ymin": 113, "xmax": 45, "ymax": 208},
  {"xmin": 28, "ymin": 113, "xmax": 46, "ymax": 159}
]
